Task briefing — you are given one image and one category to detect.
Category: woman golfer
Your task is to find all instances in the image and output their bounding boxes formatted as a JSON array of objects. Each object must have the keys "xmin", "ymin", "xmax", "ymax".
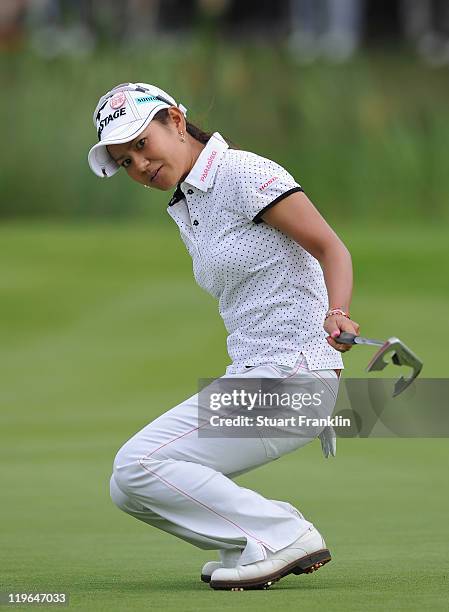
[{"xmin": 88, "ymin": 82, "xmax": 359, "ymax": 591}]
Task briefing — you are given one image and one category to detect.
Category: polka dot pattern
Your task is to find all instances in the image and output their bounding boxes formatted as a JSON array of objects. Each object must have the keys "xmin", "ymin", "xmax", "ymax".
[{"xmin": 166, "ymin": 133, "xmax": 344, "ymax": 374}]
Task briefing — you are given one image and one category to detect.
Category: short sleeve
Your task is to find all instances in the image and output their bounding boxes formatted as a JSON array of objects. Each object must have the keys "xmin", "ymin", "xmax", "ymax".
[{"xmin": 231, "ymin": 151, "xmax": 304, "ymax": 224}]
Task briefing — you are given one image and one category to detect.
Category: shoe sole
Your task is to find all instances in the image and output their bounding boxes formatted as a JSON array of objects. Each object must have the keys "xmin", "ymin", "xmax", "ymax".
[
  {"xmin": 201, "ymin": 574, "xmax": 212, "ymax": 584},
  {"xmin": 209, "ymin": 548, "xmax": 331, "ymax": 591}
]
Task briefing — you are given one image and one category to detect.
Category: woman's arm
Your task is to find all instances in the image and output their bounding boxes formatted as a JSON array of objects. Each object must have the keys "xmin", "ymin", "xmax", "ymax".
[{"xmin": 261, "ymin": 190, "xmax": 360, "ymax": 352}]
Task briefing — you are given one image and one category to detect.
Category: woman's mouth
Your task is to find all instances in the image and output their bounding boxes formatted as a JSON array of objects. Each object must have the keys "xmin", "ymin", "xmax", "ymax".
[{"xmin": 150, "ymin": 166, "xmax": 162, "ymax": 183}]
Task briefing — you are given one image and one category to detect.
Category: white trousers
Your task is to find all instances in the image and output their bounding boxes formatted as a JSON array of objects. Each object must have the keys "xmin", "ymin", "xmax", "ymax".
[{"xmin": 110, "ymin": 354, "xmax": 340, "ymax": 566}]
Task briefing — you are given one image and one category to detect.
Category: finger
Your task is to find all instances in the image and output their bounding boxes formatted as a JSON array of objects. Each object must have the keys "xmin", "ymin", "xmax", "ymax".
[
  {"xmin": 343, "ymin": 320, "xmax": 360, "ymax": 334},
  {"xmin": 338, "ymin": 320, "xmax": 359, "ymax": 334},
  {"xmin": 325, "ymin": 321, "xmax": 341, "ymax": 337},
  {"xmin": 334, "ymin": 345, "xmax": 352, "ymax": 353},
  {"xmin": 330, "ymin": 329, "xmax": 342, "ymax": 340},
  {"xmin": 326, "ymin": 337, "xmax": 353, "ymax": 352},
  {"xmin": 326, "ymin": 335, "xmax": 352, "ymax": 348},
  {"xmin": 329, "ymin": 329, "xmax": 351, "ymax": 345}
]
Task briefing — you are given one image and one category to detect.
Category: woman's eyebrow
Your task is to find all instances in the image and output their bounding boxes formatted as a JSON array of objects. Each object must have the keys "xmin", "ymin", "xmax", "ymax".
[{"xmin": 110, "ymin": 137, "xmax": 141, "ymax": 163}]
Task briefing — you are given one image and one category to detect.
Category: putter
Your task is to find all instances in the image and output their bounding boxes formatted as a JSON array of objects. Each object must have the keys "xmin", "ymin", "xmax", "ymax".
[{"xmin": 334, "ymin": 332, "xmax": 423, "ymax": 397}]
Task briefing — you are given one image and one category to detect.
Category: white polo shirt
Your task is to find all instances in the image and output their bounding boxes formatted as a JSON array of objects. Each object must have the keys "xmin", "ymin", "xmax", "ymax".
[{"xmin": 166, "ymin": 132, "xmax": 344, "ymax": 374}]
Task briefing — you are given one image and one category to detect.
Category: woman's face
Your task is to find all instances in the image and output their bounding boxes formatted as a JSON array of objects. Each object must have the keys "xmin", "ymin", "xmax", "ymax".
[{"xmin": 107, "ymin": 109, "xmax": 191, "ymax": 191}]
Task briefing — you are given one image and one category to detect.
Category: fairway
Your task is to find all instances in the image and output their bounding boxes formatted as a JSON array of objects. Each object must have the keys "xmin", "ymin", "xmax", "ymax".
[{"xmin": 1, "ymin": 223, "xmax": 448, "ymax": 611}]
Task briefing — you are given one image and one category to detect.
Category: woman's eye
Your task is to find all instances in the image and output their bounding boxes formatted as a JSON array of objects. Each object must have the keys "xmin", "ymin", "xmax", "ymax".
[
  {"xmin": 136, "ymin": 138, "xmax": 146, "ymax": 150},
  {"xmin": 122, "ymin": 159, "xmax": 131, "ymax": 168}
]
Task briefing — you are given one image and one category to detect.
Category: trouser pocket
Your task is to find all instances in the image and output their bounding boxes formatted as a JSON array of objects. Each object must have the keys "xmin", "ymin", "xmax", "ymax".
[
  {"xmin": 259, "ymin": 433, "xmax": 314, "ymax": 459},
  {"xmin": 258, "ymin": 369, "xmax": 340, "ymax": 460}
]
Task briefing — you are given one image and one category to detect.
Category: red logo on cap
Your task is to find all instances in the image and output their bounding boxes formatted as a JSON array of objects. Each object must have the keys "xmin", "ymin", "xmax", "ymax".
[{"xmin": 110, "ymin": 92, "xmax": 126, "ymax": 109}]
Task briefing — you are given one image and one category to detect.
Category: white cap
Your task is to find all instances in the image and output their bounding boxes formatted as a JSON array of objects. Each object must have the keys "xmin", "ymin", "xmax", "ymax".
[{"xmin": 87, "ymin": 82, "xmax": 187, "ymax": 178}]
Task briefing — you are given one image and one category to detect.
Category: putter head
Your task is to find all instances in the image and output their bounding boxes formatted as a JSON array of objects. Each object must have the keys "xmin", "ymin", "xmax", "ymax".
[{"xmin": 366, "ymin": 337, "xmax": 423, "ymax": 397}]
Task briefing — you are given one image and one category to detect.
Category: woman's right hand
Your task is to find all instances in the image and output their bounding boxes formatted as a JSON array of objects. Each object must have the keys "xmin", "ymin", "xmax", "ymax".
[{"xmin": 324, "ymin": 314, "xmax": 360, "ymax": 353}]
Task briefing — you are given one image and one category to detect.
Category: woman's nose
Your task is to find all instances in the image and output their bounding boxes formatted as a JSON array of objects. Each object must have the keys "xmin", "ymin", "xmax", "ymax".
[{"xmin": 138, "ymin": 156, "xmax": 150, "ymax": 173}]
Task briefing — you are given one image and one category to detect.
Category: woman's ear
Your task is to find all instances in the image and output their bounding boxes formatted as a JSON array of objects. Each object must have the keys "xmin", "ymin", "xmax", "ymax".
[{"xmin": 167, "ymin": 107, "xmax": 184, "ymax": 131}]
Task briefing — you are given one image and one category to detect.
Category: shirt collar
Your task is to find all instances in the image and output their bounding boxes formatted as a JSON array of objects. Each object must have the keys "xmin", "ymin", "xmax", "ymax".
[{"xmin": 181, "ymin": 132, "xmax": 229, "ymax": 192}]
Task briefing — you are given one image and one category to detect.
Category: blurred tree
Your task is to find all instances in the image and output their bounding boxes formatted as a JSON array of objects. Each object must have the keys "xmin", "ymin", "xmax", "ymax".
[
  {"xmin": 400, "ymin": 0, "xmax": 449, "ymax": 66},
  {"xmin": 0, "ymin": 0, "xmax": 28, "ymax": 51}
]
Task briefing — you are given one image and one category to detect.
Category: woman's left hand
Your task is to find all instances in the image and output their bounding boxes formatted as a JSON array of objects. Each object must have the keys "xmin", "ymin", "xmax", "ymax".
[{"xmin": 324, "ymin": 315, "xmax": 360, "ymax": 353}]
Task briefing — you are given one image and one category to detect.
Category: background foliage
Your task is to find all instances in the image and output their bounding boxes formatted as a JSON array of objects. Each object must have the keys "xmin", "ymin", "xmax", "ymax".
[{"xmin": 2, "ymin": 45, "xmax": 449, "ymax": 222}]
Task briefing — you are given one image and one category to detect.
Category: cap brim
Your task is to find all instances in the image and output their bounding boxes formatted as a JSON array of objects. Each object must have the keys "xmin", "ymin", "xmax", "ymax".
[{"xmin": 87, "ymin": 103, "xmax": 170, "ymax": 178}]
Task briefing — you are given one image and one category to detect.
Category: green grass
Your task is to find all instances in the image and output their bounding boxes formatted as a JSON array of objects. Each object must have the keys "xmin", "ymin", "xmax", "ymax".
[{"xmin": 1, "ymin": 222, "xmax": 448, "ymax": 611}]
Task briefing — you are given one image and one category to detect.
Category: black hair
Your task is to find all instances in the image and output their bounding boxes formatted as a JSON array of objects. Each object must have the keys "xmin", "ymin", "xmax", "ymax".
[{"xmin": 153, "ymin": 109, "xmax": 238, "ymax": 149}]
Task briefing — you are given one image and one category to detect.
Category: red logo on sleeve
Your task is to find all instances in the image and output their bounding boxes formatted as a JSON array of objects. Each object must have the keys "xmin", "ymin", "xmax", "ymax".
[{"xmin": 259, "ymin": 176, "xmax": 279, "ymax": 191}]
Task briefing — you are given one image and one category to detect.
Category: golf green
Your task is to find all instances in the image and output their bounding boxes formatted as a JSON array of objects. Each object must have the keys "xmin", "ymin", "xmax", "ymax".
[{"xmin": 1, "ymin": 223, "xmax": 448, "ymax": 611}]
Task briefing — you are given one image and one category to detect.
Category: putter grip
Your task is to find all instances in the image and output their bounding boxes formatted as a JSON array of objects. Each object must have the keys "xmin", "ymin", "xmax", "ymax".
[{"xmin": 334, "ymin": 332, "xmax": 357, "ymax": 344}]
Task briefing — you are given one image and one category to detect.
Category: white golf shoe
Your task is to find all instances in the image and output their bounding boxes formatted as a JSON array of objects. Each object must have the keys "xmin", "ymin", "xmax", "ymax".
[
  {"xmin": 200, "ymin": 548, "xmax": 243, "ymax": 583},
  {"xmin": 201, "ymin": 561, "xmax": 222, "ymax": 583},
  {"xmin": 209, "ymin": 526, "xmax": 330, "ymax": 590}
]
